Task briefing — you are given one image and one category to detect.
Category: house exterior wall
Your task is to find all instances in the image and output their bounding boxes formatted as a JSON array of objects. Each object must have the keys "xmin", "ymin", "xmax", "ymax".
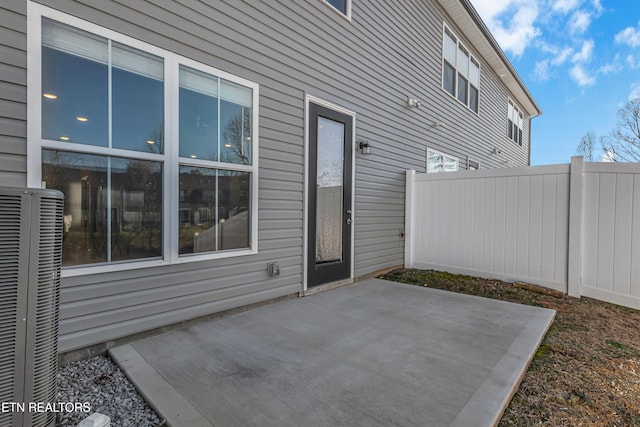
[
  {"xmin": 0, "ymin": 1, "xmax": 27, "ymax": 187},
  {"xmin": 0, "ymin": 0, "xmax": 537, "ymax": 352}
]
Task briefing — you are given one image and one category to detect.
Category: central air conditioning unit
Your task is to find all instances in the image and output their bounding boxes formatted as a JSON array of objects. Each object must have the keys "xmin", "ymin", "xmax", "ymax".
[{"xmin": 0, "ymin": 187, "xmax": 64, "ymax": 427}]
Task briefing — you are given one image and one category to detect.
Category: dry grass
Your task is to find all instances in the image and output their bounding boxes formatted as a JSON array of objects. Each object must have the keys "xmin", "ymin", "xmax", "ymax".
[{"xmin": 380, "ymin": 268, "xmax": 640, "ymax": 426}]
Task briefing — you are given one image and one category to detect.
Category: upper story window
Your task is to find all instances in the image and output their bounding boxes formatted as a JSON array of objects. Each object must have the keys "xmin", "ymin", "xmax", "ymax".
[
  {"xmin": 28, "ymin": 4, "xmax": 259, "ymax": 276},
  {"xmin": 442, "ymin": 26, "xmax": 479, "ymax": 113},
  {"xmin": 508, "ymin": 100, "xmax": 524, "ymax": 146},
  {"xmin": 322, "ymin": 0, "xmax": 352, "ymax": 19},
  {"xmin": 427, "ymin": 148, "xmax": 459, "ymax": 173}
]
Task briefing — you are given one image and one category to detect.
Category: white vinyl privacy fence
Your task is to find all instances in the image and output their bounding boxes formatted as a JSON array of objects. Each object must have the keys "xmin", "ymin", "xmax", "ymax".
[{"xmin": 405, "ymin": 157, "xmax": 640, "ymax": 310}]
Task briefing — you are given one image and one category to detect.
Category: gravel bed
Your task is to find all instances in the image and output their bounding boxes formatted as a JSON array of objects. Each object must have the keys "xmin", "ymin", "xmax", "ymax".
[{"xmin": 56, "ymin": 355, "xmax": 164, "ymax": 427}]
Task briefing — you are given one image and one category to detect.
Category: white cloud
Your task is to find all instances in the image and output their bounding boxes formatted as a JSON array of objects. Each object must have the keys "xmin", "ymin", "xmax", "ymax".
[
  {"xmin": 472, "ymin": 0, "xmax": 608, "ymax": 89},
  {"xmin": 471, "ymin": 0, "xmax": 516, "ymax": 19},
  {"xmin": 598, "ymin": 54, "xmax": 623, "ymax": 74},
  {"xmin": 471, "ymin": 0, "xmax": 540, "ymax": 57},
  {"xmin": 571, "ymin": 39, "xmax": 594, "ymax": 63},
  {"xmin": 569, "ymin": 64, "xmax": 596, "ymax": 86},
  {"xmin": 615, "ymin": 21, "xmax": 640, "ymax": 47},
  {"xmin": 552, "ymin": 0, "xmax": 580, "ymax": 14},
  {"xmin": 533, "ymin": 60, "xmax": 550, "ymax": 81},
  {"xmin": 591, "ymin": 0, "xmax": 603, "ymax": 14},
  {"xmin": 553, "ymin": 47, "xmax": 573, "ymax": 65},
  {"xmin": 536, "ymin": 41, "xmax": 574, "ymax": 63},
  {"xmin": 536, "ymin": 40, "xmax": 557, "ymax": 54},
  {"xmin": 630, "ymin": 82, "xmax": 640, "ymax": 100},
  {"xmin": 626, "ymin": 54, "xmax": 640, "ymax": 69},
  {"xmin": 569, "ymin": 10, "xmax": 592, "ymax": 34},
  {"xmin": 531, "ymin": 43, "xmax": 575, "ymax": 81},
  {"xmin": 597, "ymin": 63, "xmax": 615, "ymax": 74}
]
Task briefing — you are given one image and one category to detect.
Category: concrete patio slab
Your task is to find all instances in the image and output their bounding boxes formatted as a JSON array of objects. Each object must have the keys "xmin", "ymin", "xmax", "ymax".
[{"xmin": 109, "ymin": 278, "xmax": 555, "ymax": 427}]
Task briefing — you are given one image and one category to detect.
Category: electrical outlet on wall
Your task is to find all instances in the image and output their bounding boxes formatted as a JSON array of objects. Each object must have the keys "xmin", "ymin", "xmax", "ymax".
[{"xmin": 267, "ymin": 262, "xmax": 280, "ymax": 277}]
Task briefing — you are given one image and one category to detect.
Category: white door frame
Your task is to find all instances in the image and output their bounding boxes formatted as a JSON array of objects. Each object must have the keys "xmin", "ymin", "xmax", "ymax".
[{"xmin": 303, "ymin": 94, "xmax": 356, "ymax": 292}]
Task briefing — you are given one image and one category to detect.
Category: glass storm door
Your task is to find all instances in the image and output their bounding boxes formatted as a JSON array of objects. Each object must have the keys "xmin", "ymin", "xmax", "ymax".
[{"xmin": 307, "ymin": 102, "xmax": 353, "ymax": 287}]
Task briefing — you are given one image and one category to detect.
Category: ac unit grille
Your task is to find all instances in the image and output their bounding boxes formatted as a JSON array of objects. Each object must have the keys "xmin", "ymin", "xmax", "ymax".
[
  {"xmin": 0, "ymin": 194, "xmax": 21, "ymax": 419},
  {"xmin": 31, "ymin": 196, "xmax": 63, "ymax": 427},
  {"xmin": 0, "ymin": 188, "xmax": 63, "ymax": 427}
]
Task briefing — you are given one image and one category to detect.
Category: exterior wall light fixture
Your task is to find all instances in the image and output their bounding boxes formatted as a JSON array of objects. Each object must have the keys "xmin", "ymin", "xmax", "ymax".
[
  {"xmin": 359, "ymin": 141, "xmax": 372, "ymax": 155},
  {"xmin": 407, "ymin": 98, "xmax": 423, "ymax": 109}
]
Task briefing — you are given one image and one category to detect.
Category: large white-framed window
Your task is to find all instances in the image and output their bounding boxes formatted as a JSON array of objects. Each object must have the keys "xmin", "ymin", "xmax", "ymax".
[
  {"xmin": 321, "ymin": 0, "xmax": 352, "ymax": 20},
  {"xmin": 27, "ymin": 3, "xmax": 259, "ymax": 277},
  {"xmin": 508, "ymin": 99, "xmax": 524, "ymax": 146},
  {"xmin": 442, "ymin": 25, "xmax": 480, "ymax": 113},
  {"xmin": 427, "ymin": 148, "xmax": 459, "ymax": 173}
]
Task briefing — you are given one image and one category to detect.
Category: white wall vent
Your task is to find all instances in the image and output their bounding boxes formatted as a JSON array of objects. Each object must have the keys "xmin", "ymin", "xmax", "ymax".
[{"xmin": 0, "ymin": 187, "xmax": 63, "ymax": 427}]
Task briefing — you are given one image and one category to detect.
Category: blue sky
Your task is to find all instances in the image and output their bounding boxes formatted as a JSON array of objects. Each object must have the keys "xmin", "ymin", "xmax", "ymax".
[{"xmin": 470, "ymin": 0, "xmax": 640, "ymax": 165}]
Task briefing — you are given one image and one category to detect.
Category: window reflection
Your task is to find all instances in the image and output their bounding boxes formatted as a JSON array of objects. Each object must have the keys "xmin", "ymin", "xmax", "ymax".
[
  {"xmin": 427, "ymin": 149, "xmax": 459, "ymax": 173},
  {"xmin": 41, "ymin": 19, "xmax": 164, "ymax": 152},
  {"xmin": 327, "ymin": 0, "xmax": 347, "ymax": 14},
  {"xmin": 110, "ymin": 157, "xmax": 163, "ymax": 261},
  {"xmin": 42, "ymin": 151, "xmax": 108, "ymax": 265},
  {"xmin": 220, "ymin": 79, "xmax": 252, "ymax": 165},
  {"xmin": 428, "ymin": 151, "xmax": 444, "ymax": 173},
  {"xmin": 179, "ymin": 66, "xmax": 252, "ymax": 164},
  {"xmin": 443, "ymin": 63, "xmax": 455, "ymax": 97},
  {"xmin": 470, "ymin": 86, "xmax": 479, "ymax": 113},
  {"xmin": 457, "ymin": 74, "xmax": 468, "ymax": 104},
  {"xmin": 112, "ymin": 43, "xmax": 164, "ymax": 153},
  {"xmin": 42, "ymin": 45, "xmax": 109, "ymax": 146},
  {"xmin": 42, "ymin": 150, "xmax": 162, "ymax": 266},
  {"xmin": 443, "ymin": 157, "xmax": 458, "ymax": 172},
  {"xmin": 179, "ymin": 66, "xmax": 218, "ymax": 161},
  {"xmin": 38, "ymin": 17, "xmax": 257, "ymax": 268},
  {"xmin": 220, "ymin": 100, "xmax": 252, "ymax": 165},
  {"xmin": 179, "ymin": 167, "xmax": 250, "ymax": 255},
  {"xmin": 315, "ymin": 117, "xmax": 344, "ymax": 263}
]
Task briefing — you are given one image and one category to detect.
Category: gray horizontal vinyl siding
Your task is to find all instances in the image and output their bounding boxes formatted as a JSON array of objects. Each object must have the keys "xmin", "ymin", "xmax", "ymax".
[
  {"xmin": 2, "ymin": 0, "xmax": 535, "ymax": 351},
  {"xmin": 31, "ymin": 0, "xmax": 313, "ymax": 352},
  {"xmin": 0, "ymin": 0, "xmax": 27, "ymax": 187}
]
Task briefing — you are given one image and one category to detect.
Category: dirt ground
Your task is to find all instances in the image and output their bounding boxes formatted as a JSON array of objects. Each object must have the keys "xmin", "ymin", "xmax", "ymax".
[{"xmin": 380, "ymin": 269, "xmax": 640, "ymax": 427}]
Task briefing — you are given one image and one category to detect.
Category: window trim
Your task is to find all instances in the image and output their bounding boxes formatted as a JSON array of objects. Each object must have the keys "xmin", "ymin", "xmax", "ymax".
[
  {"xmin": 507, "ymin": 98, "xmax": 524, "ymax": 146},
  {"xmin": 442, "ymin": 24, "xmax": 480, "ymax": 114},
  {"xmin": 321, "ymin": 0, "xmax": 352, "ymax": 21},
  {"xmin": 426, "ymin": 148, "xmax": 459, "ymax": 173},
  {"xmin": 27, "ymin": 3, "xmax": 259, "ymax": 277}
]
